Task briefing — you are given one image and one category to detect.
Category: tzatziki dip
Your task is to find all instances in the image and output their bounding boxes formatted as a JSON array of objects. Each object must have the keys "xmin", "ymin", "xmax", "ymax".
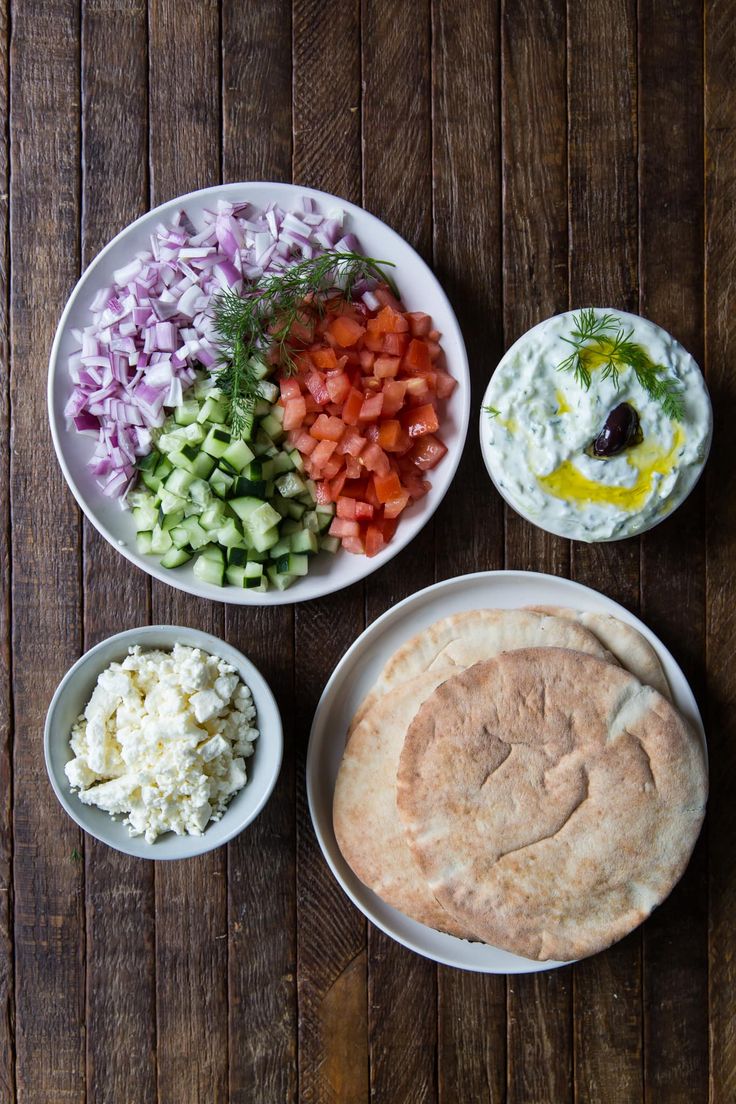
[{"xmin": 480, "ymin": 309, "xmax": 712, "ymax": 542}]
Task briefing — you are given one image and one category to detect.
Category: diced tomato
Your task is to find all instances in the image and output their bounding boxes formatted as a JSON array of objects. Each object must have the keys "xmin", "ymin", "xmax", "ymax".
[
  {"xmin": 305, "ymin": 371, "xmax": 330, "ymax": 405},
  {"xmin": 314, "ymin": 481, "xmax": 332, "ymax": 505},
  {"xmin": 342, "ymin": 388, "xmax": 365, "ymax": 426},
  {"xmin": 402, "ymin": 403, "xmax": 439, "ymax": 438},
  {"xmin": 363, "ymin": 332, "xmax": 385, "ymax": 353},
  {"xmin": 383, "ymin": 492, "xmax": 410, "ymax": 519},
  {"xmin": 329, "ymin": 517, "xmax": 360, "ymax": 538},
  {"xmin": 377, "ymin": 420, "xmax": 411, "ymax": 454},
  {"xmin": 374, "ymin": 355, "xmax": 400, "ymax": 379},
  {"xmin": 342, "ymin": 535, "xmax": 366, "ymax": 555},
  {"xmin": 355, "ymin": 500, "xmax": 374, "ymax": 520},
  {"xmin": 325, "ymin": 373, "xmax": 351, "ymax": 404},
  {"xmin": 321, "ymin": 457, "xmax": 342, "ymax": 480},
  {"xmin": 345, "ymin": 455, "xmax": 363, "ymax": 479},
  {"xmin": 405, "ymin": 377, "xmax": 429, "ymax": 396},
  {"xmin": 311, "ymin": 439, "xmax": 338, "ymax": 468},
  {"xmin": 406, "ymin": 311, "xmax": 432, "ymax": 337},
  {"xmin": 374, "ymin": 285, "xmax": 405, "ymax": 312},
  {"xmin": 336, "ymin": 428, "xmax": 366, "ymax": 457},
  {"xmin": 310, "ymin": 346, "xmax": 339, "ymax": 371},
  {"xmin": 280, "ymin": 377, "xmax": 302, "ymax": 402},
  {"xmin": 434, "ymin": 371, "xmax": 457, "ymax": 399},
  {"xmin": 281, "ymin": 396, "xmax": 306, "ymax": 431},
  {"xmin": 310, "ymin": 414, "xmax": 345, "ymax": 442},
  {"xmin": 365, "ymin": 524, "xmax": 386, "ymax": 557},
  {"xmin": 410, "ymin": 433, "xmax": 447, "ymax": 470},
  {"xmin": 362, "ymin": 442, "xmax": 391, "ymax": 476},
  {"xmin": 382, "ymin": 332, "xmax": 408, "ymax": 357},
  {"xmin": 381, "ymin": 379, "xmax": 408, "ymax": 416},
  {"xmin": 328, "ymin": 470, "xmax": 348, "ymax": 499},
  {"xmin": 340, "ymin": 478, "xmax": 369, "ymax": 499},
  {"xmin": 428, "ymin": 328, "xmax": 441, "ymax": 342},
  {"xmin": 293, "ymin": 430, "xmax": 318, "ymax": 456},
  {"xmin": 373, "ymin": 470, "xmax": 403, "ymax": 504},
  {"xmin": 404, "ymin": 338, "xmax": 432, "ymax": 374},
  {"xmin": 427, "ymin": 340, "xmax": 442, "ymax": 362},
  {"xmin": 358, "ymin": 393, "xmax": 384, "ymax": 421},
  {"xmin": 359, "ymin": 350, "xmax": 375, "ymax": 372},
  {"xmin": 373, "ymin": 305, "xmax": 409, "ymax": 335},
  {"xmin": 329, "ymin": 316, "xmax": 365, "ymax": 347}
]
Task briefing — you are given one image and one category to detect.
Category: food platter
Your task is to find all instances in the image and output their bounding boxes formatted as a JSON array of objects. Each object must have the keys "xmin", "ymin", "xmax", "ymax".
[
  {"xmin": 47, "ymin": 181, "xmax": 470, "ymax": 605},
  {"xmin": 306, "ymin": 570, "xmax": 706, "ymax": 973}
]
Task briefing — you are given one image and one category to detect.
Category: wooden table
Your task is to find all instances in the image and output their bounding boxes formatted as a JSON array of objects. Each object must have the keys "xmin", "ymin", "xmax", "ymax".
[{"xmin": 2, "ymin": 1, "xmax": 733, "ymax": 1101}]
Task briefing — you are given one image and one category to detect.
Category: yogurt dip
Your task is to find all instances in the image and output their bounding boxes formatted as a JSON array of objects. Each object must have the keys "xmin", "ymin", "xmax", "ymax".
[{"xmin": 480, "ymin": 309, "xmax": 712, "ymax": 541}]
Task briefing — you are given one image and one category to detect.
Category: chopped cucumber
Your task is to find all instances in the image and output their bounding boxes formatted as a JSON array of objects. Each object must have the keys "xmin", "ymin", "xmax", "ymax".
[
  {"xmin": 193, "ymin": 554, "xmax": 225, "ymax": 586},
  {"xmin": 160, "ymin": 547, "xmax": 192, "ymax": 569},
  {"xmin": 174, "ymin": 398, "xmax": 200, "ymax": 426}
]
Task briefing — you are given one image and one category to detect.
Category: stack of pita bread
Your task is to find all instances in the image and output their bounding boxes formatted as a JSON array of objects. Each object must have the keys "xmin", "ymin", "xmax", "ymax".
[{"xmin": 333, "ymin": 607, "xmax": 707, "ymax": 961}]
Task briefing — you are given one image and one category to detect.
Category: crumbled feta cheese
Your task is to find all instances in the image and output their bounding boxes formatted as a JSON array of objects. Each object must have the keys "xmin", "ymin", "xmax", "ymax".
[{"xmin": 65, "ymin": 643, "xmax": 259, "ymax": 843}]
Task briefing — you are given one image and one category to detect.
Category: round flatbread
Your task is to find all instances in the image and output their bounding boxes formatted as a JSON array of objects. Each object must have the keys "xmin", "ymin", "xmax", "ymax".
[
  {"xmin": 526, "ymin": 605, "xmax": 671, "ymax": 699},
  {"xmin": 397, "ymin": 648, "xmax": 707, "ymax": 962},
  {"xmin": 334, "ymin": 672, "xmax": 475, "ymax": 937},
  {"xmin": 350, "ymin": 608, "xmax": 613, "ymax": 733}
]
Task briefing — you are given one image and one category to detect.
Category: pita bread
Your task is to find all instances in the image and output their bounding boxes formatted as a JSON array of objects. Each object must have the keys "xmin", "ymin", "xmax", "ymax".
[
  {"xmin": 351, "ymin": 608, "xmax": 613, "ymax": 733},
  {"xmin": 527, "ymin": 605, "xmax": 671, "ymax": 699},
  {"xmin": 397, "ymin": 648, "xmax": 707, "ymax": 962},
  {"xmin": 333, "ymin": 672, "xmax": 474, "ymax": 937}
]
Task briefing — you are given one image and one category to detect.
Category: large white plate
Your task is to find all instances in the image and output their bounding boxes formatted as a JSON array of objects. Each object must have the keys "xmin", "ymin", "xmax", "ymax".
[
  {"xmin": 48, "ymin": 182, "xmax": 470, "ymax": 605},
  {"xmin": 306, "ymin": 570, "xmax": 707, "ymax": 974}
]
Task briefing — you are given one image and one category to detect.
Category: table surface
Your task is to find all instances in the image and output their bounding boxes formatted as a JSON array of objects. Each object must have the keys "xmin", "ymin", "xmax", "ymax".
[{"xmin": 2, "ymin": 1, "xmax": 734, "ymax": 1102}]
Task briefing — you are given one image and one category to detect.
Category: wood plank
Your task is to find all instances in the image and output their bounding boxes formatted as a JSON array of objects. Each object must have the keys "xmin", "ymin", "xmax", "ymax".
[
  {"xmin": 566, "ymin": 2, "xmax": 644, "ymax": 1100},
  {"xmin": 147, "ymin": 3, "xmax": 228, "ymax": 1102},
  {"xmin": 291, "ymin": 5, "xmax": 367, "ymax": 1101},
  {"xmin": 704, "ymin": 0, "xmax": 736, "ymax": 1099},
  {"xmin": 501, "ymin": 8, "xmax": 572, "ymax": 1096},
  {"xmin": 637, "ymin": 1, "xmax": 708, "ymax": 1101},
  {"xmin": 221, "ymin": 4, "xmax": 297, "ymax": 1101},
  {"xmin": 0, "ymin": 1, "xmax": 13, "ymax": 1097},
  {"xmin": 431, "ymin": 2, "xmax": 506, "ymax": 1100},
  {"xmin": 9, "ymin": 1, "xmax": 86, "ymax": 1100},
  {"xmin": 361, "ymin": 2, "xmax": 437, "ymax": 1099},
  {"xmin": 79, "ymin": 2, "xmax": 156, "ymax": 1102}
]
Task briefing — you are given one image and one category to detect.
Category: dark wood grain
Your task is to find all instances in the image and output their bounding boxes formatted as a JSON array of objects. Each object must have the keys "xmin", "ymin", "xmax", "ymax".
[
  {"xmin": 638, "ymin": 2, "xmax": 708, "ymax": 1100},
  {"xmin": 432, "ymin": 3, "xmax": 506, "ymax": 1100},
  {"xmin": 221, "ymin": 4, "xmax": 298, "ymax": 1102},
  {"xmin": 9, "ymin": 1, "xmax": 86, "ymax": 1100},
  {"xmin": 147, "ymin": 3, "xmax": 228, "ymax": 1102},
  {"xmin": 501, "ymin": 5, "xmax": 572, "ymax": 1096},
  {"xmin": 566, "ymin": 2, "xmax": 645, "ymax": 1101},
  {"xmin": 361, "ymin": 3, "xmax": 438, "ymax": 1100},
  {"xmin": 704, "ymin": 1, "xmax": 736, "ymax": 1100},
  {"xmin": 80, "ymin": 4, "xmax": 156, "ymax": 1102},
  {"xmin": 0, "ymin": 2, "xmax": 13, "ymax": 1097}
]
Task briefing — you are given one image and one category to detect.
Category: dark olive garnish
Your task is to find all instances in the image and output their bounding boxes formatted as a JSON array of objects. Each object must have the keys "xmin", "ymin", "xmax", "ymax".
[{"xmin": 592, "ymin": 403, "xmax": 641, "ymax": 457}]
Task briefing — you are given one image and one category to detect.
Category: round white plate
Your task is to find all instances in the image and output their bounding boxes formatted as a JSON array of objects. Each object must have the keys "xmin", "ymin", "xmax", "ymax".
[
  {"xmin": 48, "ymin": 182, "xmax": 470, "ymax": 605},
  {"xmin": 306, "ymin": 569, "xmax": 706, "ymax": 973}
]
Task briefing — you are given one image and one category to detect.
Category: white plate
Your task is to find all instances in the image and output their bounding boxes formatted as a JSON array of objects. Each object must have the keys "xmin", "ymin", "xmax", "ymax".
[
  {"xmin": 48, "ymin": 182, "xmax": 470, "ymax": 605},
  {"xmin": 306, "ymin": 570, "xmax": 706, "ymax": 973}
]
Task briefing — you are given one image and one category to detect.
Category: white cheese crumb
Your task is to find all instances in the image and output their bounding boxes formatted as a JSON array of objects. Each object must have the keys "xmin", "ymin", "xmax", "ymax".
[{"xmin": 65, "ymin": 643, "xmax": 259, "ymax": 843}]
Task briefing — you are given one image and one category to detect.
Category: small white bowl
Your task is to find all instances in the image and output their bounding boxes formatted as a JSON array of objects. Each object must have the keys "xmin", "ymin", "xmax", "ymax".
[
  {"xmin": 48, "ymin": 181, "xmax": 470, "ymax": 604},
  {"xmin": 479, "ymin": 309, "xmax": 712, "ymax": 543},
  {"xmin": 44, "ymin": 625, "xmax": 283, "ymax": 859}
]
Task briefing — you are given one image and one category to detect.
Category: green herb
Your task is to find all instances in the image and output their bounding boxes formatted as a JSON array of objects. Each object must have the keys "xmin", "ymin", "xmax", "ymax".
[
  {"xmin": 71, "ymin": 848, "xmax": 82, "ymax": 862},
  {"xmin": 483, "ymin": 404, "xmax": 501, "ymax": 418},
  {"xmin": 557, "ymin": 309, "xmax": 684, "ymax": 420},
  {"xmin": 212, "ymin": 250, "xmax": 397, "ymax": 437}
]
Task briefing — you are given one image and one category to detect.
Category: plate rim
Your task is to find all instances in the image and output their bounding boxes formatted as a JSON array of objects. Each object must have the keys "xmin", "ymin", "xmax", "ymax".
[
  {"xmin": 47, "ymin": 180, "xmax": 470, "ymax": 606},
  {"xmin": 305, "ymin": 568, "xmax": 707, "ymax": 974}
]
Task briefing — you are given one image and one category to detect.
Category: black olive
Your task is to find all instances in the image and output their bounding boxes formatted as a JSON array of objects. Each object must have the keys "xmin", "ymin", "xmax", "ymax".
[{"xmin": 593, "ymin": 403, "xmax": 641, "ymax": 457}]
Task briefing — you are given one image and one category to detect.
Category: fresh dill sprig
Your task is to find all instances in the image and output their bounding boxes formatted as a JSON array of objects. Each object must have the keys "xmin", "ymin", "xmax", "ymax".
[
  {"xmin": 483, "ymin": 404, "xmax": 501, "ymax": 418},
  {"xmin": 556, "ymin": 309, "xmax": 685, "ymax": 420},
  {"xmin": 212, "ymin": 250, "xmax": 398, "ymax": 437}
]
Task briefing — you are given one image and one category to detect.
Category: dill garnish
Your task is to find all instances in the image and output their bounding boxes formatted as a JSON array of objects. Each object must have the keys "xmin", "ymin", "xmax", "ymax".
[
  {"xmin": 556, "ymin": 308, "xmax": 684, "ymax": 420},
  {"xmin": 212, "ymin": 250, "xmax": 397, "ymax": 437},
  {"xmin": 483, "ymin": 404, "xmax": 501, "ymax": 418}
]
